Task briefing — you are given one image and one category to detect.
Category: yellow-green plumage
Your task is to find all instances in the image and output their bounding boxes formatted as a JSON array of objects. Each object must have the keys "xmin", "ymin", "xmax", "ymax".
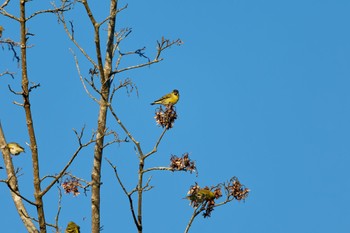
[
  {"xmin": 0, "ymin": 26, "xmax": 3, "ymax": 38},
  {"xmin": 187, "ymin": 189, "xmax": 215, "ymax": 202},
  {"xmin": 7, "ymin": 142, "xmax": 25, "ymax": 155},
  {"xmin": 65, "ymin": 221, "xmax": 80, "ymax": 233},
  {"xmin": 197, "ymin": 189, "xmax": 215, "ymax": 201},
  {"xmin": 151, "ymin": 89, "xmax": 180, "ymax": 106}
]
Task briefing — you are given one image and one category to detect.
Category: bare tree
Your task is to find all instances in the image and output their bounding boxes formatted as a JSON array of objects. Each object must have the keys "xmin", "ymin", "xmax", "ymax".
[
  {"xmin": 0, "ymin": 1, "xmax": 249, "ymax": 233},
  {"xmin": 1, "ymin": 1, "xmax": 72, "ymax": 232}
]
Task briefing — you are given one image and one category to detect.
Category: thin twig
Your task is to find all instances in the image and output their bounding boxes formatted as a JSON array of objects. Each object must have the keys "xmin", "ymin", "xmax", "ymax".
[
  {"xmin": 0, "ymin": 0, "xmax": 11, "ymax": 9},
  {"xmin": 98, "ymin": 3, "xmax": 127, "ymax": 27},
  {"xmin": 142, "ymin": 166, "xmax": 174, "ymax": 174},
  {"xmin": 54, "ymin": 186, "xmax": 62, "ymax": 232},
  {"xmin": 111, "ymin": 59, "xmax": 161, "ymax": 75},
  {"xmin": 142, "ymin": 176, "xmax": 153, "ymax": 192},
  {"xmin": 0, "ymin": 9, "xmax": 19, "ymax": 21},
  {"xmin": 54, "ymin": 5, "xmax": 97, "ymax": 67},
  {"xmin": 40, "ymin": 127, "xmax": 99, "ymax": 197},
  {"xmin": 8, "ymin": 84, "xmax": 23, "ymax": 95},
  {"xmin": 108, "ymin": 104, "xmax": 144, "ymax": 158},
  {"xmin": 26, "ymin": 3, "xmax": 73, "ymax": 21},
  {"xmin": 21, "ymin": 211, "xmax": 57, "ymax": 229},
  {"xmin": 0, "ymin": 178, "xmax": 37, "ymax": 206},
  {"xmin": 70, "ymin": 48, "xmax": 99, "ymax": 103},
  {"xmin": 106, "ymin": 158, "xmax": 141, "ymax": 230},
  {"xmin": 0, "ymin": 70, "xmax": 15, "ymax": 78},
  {"xmin": 144, "ymin": 128, "xmax": 167, "ymax": 159},
  {"xmin": 184, "ymin": 207, "xmax": 201, "ymax": 233}
]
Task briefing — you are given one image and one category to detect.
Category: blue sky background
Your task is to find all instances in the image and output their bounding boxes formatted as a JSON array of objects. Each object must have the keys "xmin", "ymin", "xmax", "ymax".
[{"xmin": 1, "ymin": 0, "xmax": 350, "ymax": 232}]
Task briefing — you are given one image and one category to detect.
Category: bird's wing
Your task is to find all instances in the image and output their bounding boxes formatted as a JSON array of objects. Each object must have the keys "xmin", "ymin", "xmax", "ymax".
[{"xmin": 155, "ymin": 93, "xmax": 172, "ymax": 102}]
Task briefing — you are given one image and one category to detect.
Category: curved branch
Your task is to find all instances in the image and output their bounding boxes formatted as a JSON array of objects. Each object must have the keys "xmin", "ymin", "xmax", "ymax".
[
  {"xmin": 55, "ymin": 7, "xmax": 97, "ymax": 67},
  {"xmin": 144, "ymin": 128, "xmax": 167, "ymax": 159},
  {"xmin": 0, "ymin": 9, "xmax": 19, "ymax": 21},
  {"xmin": 0, "ymin": 0, "xmax": 11, "ymax": 9},
  {"xmin": 108, "ymin": 103, "xmax": 144, "ymax": 157},
  {"xmin": 70, "ymin": 49, "xmax": 99, "ymax": 103},
  {"xmin": 111, "ymin": 58, "xmax": 162, "ymax": 76},
  {"xmin": 142, "ymin": 166, "xmax": 174, "ymax": 174},
  {"xmin": 1, "ymin": 178, "xmax": 37, "ymax": 206},
  {"xmin": 40, "ymin": 127, "xmax": 98, "ymax": 197},
  {"xmin": 184, "ymin": 207, "xmax": 201, "ymax": 233},
  {"xmin": 26, "ymin": 3, "xmax": 73, "ymax": 21},
  {"xmin": 0, "ymin": 122, "xmax": 38, "ymax": 232},
  {"xmin": 81, "ymin": 0, "xmax": 106, "ymax": 83},
  {"xmin": 106, "ymin": 158, "xmax": 141, "ymax": 230}
]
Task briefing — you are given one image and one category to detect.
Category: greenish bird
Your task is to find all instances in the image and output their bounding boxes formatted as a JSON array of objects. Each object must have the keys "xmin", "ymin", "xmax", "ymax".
[
  {"xmin": 0, "ymin": 26, "xmax": 3, "ymax": 38},
  {"xmin": 7, "ymin": 142, "xmax": 25, "ymax": 155},
  {"xmin": 65, "ymin": 221, "xmax": 80, "ymax": 233},
  {"xmin": 187, "ymin": 189, "xmax": 215, "ymax": 202},
  {"xmin": 151, "ymin": 89, "xmax": 179, "ymax": 106}
]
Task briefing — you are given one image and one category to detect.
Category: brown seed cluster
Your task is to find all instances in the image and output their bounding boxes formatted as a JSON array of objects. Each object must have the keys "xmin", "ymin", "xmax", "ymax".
[
  {"xmin": 227, "ymin": 177, "xmax": 250, "ymax": 201},
  {"xmin": 61, "ymin": 178, "xmax": 81, "ymax": 196},
  {"xmin": 170, "ymin": 153, "xmax": 196, "ymax": 174},
  {"xmin": 186, "ymin": 177, "xmax": 249, "ymax": 218},
  {"xmin": 154, "ymin": 105, "xmax": 177, "ymax": 129}
]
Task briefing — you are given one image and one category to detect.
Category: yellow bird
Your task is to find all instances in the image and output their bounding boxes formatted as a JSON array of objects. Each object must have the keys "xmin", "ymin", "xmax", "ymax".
[
  {"xmin": 65, "ymin": 221, "xmax": 80, "ymax": 233},
  {"xmin": 0, "ymin": 26, "xmax": 3, "ymax": 38},
  {"xmin": 151, "ymin": 89, "xmax": 179, "ymax": 106},
  {"xmin": 7, "ymin": 142, "xmax": 25, "ymax": 155},
  {"xmin": 187, "ymin": 189, "xmax": 215, "ymax": 202}
]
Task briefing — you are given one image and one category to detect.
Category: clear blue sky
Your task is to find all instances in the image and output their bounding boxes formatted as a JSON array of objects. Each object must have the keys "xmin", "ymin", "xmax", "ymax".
[{"xmin": 1, "ymin": 1, "xmax": 350, "ymax": 232}]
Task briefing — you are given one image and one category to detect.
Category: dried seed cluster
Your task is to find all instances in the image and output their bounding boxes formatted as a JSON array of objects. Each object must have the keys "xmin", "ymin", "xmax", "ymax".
[
  {"xmin": 170, "ymin": 153, "xmax": 196, "ymax": 174},
  {"xmin": 62, "ymin": 178, "xmax": 81, "ymax": 197},
  {"xmin": 227, "ymin": 177, "xmax": 250, "ymax": 201},
  {"xmin": 186, "ymin": 177, "xmax": 249, "ymax": 218},
  {"xmin": 154, "ymin": 105, "xmax": 177, "ymax": 129}
]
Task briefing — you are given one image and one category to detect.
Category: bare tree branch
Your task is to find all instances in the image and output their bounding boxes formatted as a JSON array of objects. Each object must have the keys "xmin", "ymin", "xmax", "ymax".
[
  {"xmin": 0, "ymin": 8, "xmax": 19, "ymax": 21},
  {"xmin": 0, "ymin": 0, "xmax": 11, "ymax": 9},
  {"xmin": 26, "ymin": 3, "xmax": 73, "ymax": 21},
  {"xmin": 98, "ymin": 3, "xmax": 127, "ymax": 27},
  {"xmin": 8, "ymin": 84, "xmax": 23, "ymax": 95},
  {"xmin": 54, "ymin": 4, "xmax": 97, "ymax": 67},
  {"xmin": 184, "ymin": 207, "xmax": 201, "ymax": 233},
  {"xmin": 108, "ymin": 103, "xmax": 144, "ymax": 158},
  {"xmin": 0, "ymin": 39, "xmax": 21, "ymax": 63},
  {"xmin": 142, "ymin": 166, "xmax": 174, "ymax": 173},
  {"xmin": 106, "ymin": 158, "xmax": 141, "ymax": 230},
  {"xmin": 112, "ymin": 59, "xmax": 161, "ymax": 75},
  {"xmin": 0, "ymin": 70, "xmax": 15, "ymax": 78},
  {"xmin": 111, "ymin": 37, "xmax": 182, "ymax": 76},
  {"xmin": 0, "ymin": 177, "xmax": 37, "ymax": 206},
  {"xmin": 0, "ymin": 122, "xmax": 38, "ymax": 232},
  {"xmin": 70, "ymin": 48, "xmax": 99, "ymax": 103},
  {"xmin": 112, "ymin": 27, "xmax": 132, "ymax": 62},
  {"xmin": 144, "ymin": 128, "xmax": 167, "ymax": 159},
  {"xmin": 141, "ymin": 176, "xmax": 153, "ymax": 192},
  {"xmin": 54, "ymin": 186, "xmax": 62, "ymax": 233},
  {"xmin": 40, "ymin": 126, "xmax": 98, "ymax": 197},
  {"xmin": 21, "ymin": 211, "xmax": 57, "ymax": 230}
]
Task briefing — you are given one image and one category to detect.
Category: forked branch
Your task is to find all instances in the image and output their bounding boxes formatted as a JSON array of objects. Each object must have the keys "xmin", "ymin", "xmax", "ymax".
[
  {"xmin": 106, "ymin": 158, "xmax": 141, "ymax": 230},
  {"xmin": 40, "ymin": 127, "xmax": 101, "ymax": 197},
  {"xmin": 0, "ymin": 122, "xmax": 38, "ymax": 232}
]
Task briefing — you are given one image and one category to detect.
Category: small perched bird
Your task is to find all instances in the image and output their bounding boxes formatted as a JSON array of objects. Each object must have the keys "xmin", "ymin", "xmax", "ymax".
[
  {"xmin": 65, "ymin": 221, "xmax": 80, "ymax": 233},
  {"xmin": 187, "ymin": 189, "xmax": 215, "ymax": 202},
  {"xmin": 151, "ymin": 89, "xmax": 180, "ymax": 106},
  {"xmin": 7, "ymin": 142, "xmax": 25, "ymax": 155},
  {"xmin": 0, "ymin": 26, "xmax": 4, "ymax": 38}
]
